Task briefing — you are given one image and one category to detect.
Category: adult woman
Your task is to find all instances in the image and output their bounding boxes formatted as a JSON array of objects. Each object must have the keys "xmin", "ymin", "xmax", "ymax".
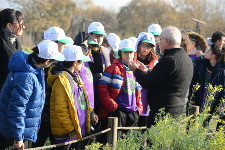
[
  {"xmin": 188, "ymin": 44, "xmax": 223, "ymax": 129},
  {"xmin": 0, "ymin": 8, "xmax": 25, "ymax": 90}
]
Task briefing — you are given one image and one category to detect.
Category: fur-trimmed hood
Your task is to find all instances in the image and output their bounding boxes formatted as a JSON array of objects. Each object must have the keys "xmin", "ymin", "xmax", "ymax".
[{"xmin": 188, "ymin": 32, "xmax": 208, "ymax": 52}]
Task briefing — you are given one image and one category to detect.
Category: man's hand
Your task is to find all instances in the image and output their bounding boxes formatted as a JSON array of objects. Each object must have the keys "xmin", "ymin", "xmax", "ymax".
[
  {"xmin": 136, "ymin": 61, "xmax": 148, "ymax": 74},
  {"xmin": 196, "ymin": 50, "xmax": 203, "ymax": 58},
  {"xmin": 14, "ymin": 140, "xmax": 24, "ymax": 150},
  {"xmin": 128, "ymin": 61, "xmax": 138, "ymax": 72}
]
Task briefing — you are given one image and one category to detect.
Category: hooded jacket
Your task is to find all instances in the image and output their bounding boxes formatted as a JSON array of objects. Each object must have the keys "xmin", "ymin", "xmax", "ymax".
[
  {"xmin": 0, "ymin": 29, "xmax": 22, "ymax": 90},
  {"xmin": 47, "ymin": 64, "xmax": 93, "ymax": 140},
  {"xmin": 98, "ymin": 58, "xmax": 143, "ymax": 119},
  {"xmin": 0, "ymin": 51, "xmax": 45, "ymax": 142}
]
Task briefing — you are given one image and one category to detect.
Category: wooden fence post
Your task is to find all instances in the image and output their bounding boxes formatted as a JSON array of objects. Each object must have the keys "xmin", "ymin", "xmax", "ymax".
[
  {"xmin": 191, "ymin": 105, "xmax": 199, "ymax": 116},
  {"xmin": 107, "ymin": 117, "xmax": 118, "ymax": 149}
]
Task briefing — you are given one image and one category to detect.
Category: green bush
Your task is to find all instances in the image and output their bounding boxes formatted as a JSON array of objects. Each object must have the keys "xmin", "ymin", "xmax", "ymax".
[{"xmin": 86, "ymin": 84, "xmax": 225, "ymax": 149}]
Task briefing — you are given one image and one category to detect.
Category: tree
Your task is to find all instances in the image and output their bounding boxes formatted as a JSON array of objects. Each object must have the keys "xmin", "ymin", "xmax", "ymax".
[{"xmin": 9, "ymin": 0, "xmax": 78, "ymax": 44}]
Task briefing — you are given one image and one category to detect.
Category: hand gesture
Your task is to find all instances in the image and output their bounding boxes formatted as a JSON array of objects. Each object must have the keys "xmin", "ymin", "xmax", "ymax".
[
  {"xmin": 136, "ymin": 61, "xmax": 148, "ymax": 74},
  {"xmin": 128, "ymin": 61, "xmax": 138, "ymax": 72}
]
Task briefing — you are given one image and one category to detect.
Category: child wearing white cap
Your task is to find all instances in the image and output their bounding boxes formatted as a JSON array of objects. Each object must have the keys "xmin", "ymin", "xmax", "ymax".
[
  {"xmin": 102, "ymin": 33, "xmax": 121, "ymax": 64},
  {"xmin": 98, "ymin": 39, "xmax": 143, "ymax": 142},
  {"xmin": 87, "ymin": 22, "xmax": 108, "ymax": 116},
  {"xmin": 148, "ymin": 24, "xmax": 162, "ymax": 58},
  {"xmin": 0, "ymin": 40, "xmax": 64, "ymax": 149},
  {"xmin": 136, "ymin": 32, "xmax": 158, "ymax": 127},
  {"xmin": 33, "ymin": 26, "xmax": 74, "ymax": 148},
  {"xmin": 44, "ymin": 26, "xmax": 73, "ymax": 53},
  {"xmin": 47, "ymin": 45, "xmax": 98, "ymax": 150}
]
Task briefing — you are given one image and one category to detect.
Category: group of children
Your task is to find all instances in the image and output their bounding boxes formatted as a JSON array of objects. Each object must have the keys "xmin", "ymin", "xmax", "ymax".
[
  {"xmin": 0, "ymin": 20, "xmax": 163, "ymax": 149},
  {"xmin": 0, "ymin": 11, "xmax": 225, "ymax": 149}
]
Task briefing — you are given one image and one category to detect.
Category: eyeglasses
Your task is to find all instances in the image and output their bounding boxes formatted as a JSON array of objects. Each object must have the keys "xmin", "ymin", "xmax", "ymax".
[{"xmin": 140, "ymin": 44, "xmax": 152, "ymax": 49}]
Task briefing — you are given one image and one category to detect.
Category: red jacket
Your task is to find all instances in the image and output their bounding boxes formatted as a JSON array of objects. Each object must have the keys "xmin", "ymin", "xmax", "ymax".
[{"xmin": 98, "ymin": 58, "xmax": 143, "ymax": 119}]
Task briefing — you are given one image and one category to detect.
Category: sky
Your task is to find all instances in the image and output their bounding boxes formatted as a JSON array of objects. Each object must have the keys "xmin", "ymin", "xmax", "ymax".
[{"xmin": 1, "ymin": 0, "xmax": 132, "ymax": 12}]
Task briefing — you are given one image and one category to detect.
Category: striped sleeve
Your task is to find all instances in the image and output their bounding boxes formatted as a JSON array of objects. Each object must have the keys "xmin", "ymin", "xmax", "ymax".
[
  {"xmin": 111, "ymin": 74, "xmax": 124, "ymax": 89},
  {"xmin": 99, "ymin": 72, "xmax": 113, "ymax": 86}
]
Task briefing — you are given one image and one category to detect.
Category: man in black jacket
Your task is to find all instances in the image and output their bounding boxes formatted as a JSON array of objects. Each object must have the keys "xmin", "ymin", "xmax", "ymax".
[{"xmin": 128, "ymin": 26, "xmax": 193, "ymax": 127}]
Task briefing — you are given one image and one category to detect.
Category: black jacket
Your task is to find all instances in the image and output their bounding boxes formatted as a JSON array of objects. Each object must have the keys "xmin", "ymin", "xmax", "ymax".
[
  {"xmin": 0, "ymin": 29, "xmax": 21, "ymax": 91},
  {"xmin": 135, "ymin": 48, "xmax": 193, "ymax": 115},
  {"xmin": 189, "ymin": 57, "xmax": 224, "ymax": 113}
]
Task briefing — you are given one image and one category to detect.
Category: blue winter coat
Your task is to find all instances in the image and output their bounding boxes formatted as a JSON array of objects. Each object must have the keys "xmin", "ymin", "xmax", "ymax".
[{"xmin": 0, "ymin": 51, "xmax": 45, "ymax": 142}]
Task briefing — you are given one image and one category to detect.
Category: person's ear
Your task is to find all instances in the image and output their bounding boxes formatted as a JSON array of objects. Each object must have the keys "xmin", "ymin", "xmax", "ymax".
[
  {"xmin": 6, "ymin": 23, "xmax": 12, "ymax": 30},
  {"xmin": 44, "ymin": 60, "xmax": 50, "ymax": 66},
  {"xmin": 165, "ymin": 38, "xmax": 170, "ymax": 45},
  {"xmin": 73, "ymin": 61, "xmax": 77, "ymax": 67},
  {"xmin": 215, "ymin": 40, "xmax": 220, "ymax": 45}
]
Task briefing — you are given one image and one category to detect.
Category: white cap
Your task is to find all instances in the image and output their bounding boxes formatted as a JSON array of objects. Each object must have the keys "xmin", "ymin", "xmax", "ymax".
[
  {"xmin": 37, "ymin": 40, "xmax": 65, "ymax": 61},
  {"xmin": 119, "ymin": 39, "xmax": 136, "ymax": 52},
  {"xmin": 137, "ymin": 32, "xmax": 155, "ymax": 47},
  {"xmin": 128, "ymin": 37, "xmax": 138, "ymax": 48},
  {"xmin": 148, "ymin": 24, "xmax": 162, "ymax": 36},
  {"xmin": 88, "ymin": 22, "xmax": 106, "ymax": 35},
  {"xmin": 106, "ymin": 33, "xmax": 121, "ymax": 51},
  {"xmin": 44, "ymin": 26, "xmax": 73, "ymax": 44},
  {"xmin": 63, "ymin": 45, "xmax": 91, "ymax": 62}
]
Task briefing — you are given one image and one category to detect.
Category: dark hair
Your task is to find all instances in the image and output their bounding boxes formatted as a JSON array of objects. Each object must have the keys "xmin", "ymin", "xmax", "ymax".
[
  {"xmin": 181, "ymin": 30, "xmax": 192, "ymax": 53},
  {"xmin": 62, "ymin": 60, "xmax": 82, "ymax": 69},
  {"xmin": 118, "ymin": 50, "xmax": 122, "ymax": 59},
  {"xmin": 63, "ymin": 61, "xmax": 75, "ymax": 68},
  {"xmin": 211, "ymin": 44, "xmax": 223, "ymax": 61},
  {"xmin": 102, "ymin": 37, "xmax": 110, "ymax": 47},
  {"xmin": 0, "ymin": 8, "xmax": 24, "ymax": 28},
  {"xmin": 137, "ymin": 42, "xmax": 156, "ymax": 61},
  {"xmin": 211, "ymin": 31, "xmax": 225, "ymax": 43},
  {"xmin": 30, "ymin": 46, "xmax": 54, "ymax": 64}
]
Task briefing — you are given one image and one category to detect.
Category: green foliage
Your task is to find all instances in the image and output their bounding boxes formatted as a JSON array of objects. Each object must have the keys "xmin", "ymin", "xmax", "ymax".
[
  {"xmin": 85, "ymin": 142, "xmax": 111, "ymax": 150},
  {"xmin": 86, "ymin": 84, "xmax": 225, "ymax": 149},
  {"xmin": 23, "ymin": 46, "xmax": 33, "ymax": 53}
]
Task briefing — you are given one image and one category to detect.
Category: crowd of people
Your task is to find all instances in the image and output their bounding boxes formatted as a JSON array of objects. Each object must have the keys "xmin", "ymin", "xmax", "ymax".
[{"xmin": 0, "ymin": 8, "xmax": 225, "ymax": 150}]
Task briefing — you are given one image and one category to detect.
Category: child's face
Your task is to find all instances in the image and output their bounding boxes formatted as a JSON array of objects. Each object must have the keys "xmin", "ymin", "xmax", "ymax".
[
  {"xmin": 92, "ymin": 34, "xmax": 104, "ymax": 46},
  {"xmin": 190, "ymin": 40, "xmax": 196, "ymax": 50},
  {"xmin": 140, "ymin": 42, "xmax": 153, "ymax": 58},
  {"xmin": 58, "ymin": 42, "xmax": 66, "ymax": 53},
  {"xmin": 121, "ymin": 51, "xmax": 134, "ymax": 65},
  {"xmin": 74, "ymin": 60, "xmax": 83, "ymax": 72}
]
